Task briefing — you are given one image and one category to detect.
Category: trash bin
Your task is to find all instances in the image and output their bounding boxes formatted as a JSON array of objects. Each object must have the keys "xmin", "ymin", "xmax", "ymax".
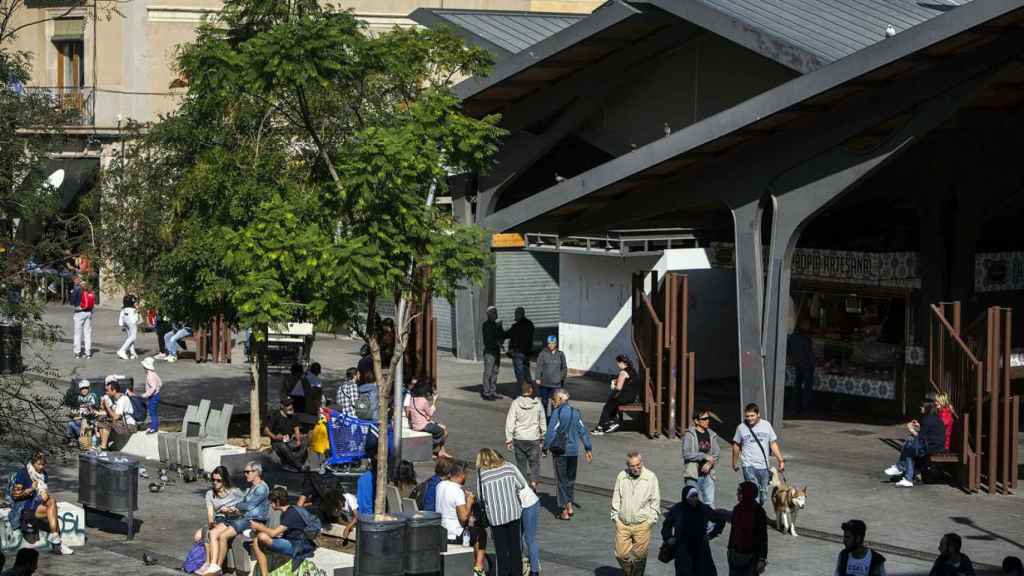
[
  {"xmin": 78, "ymin": 452, "xmax": 139, "ymax": 539},
  {"xmin": 0, "ymin": 323, "xmax": 22, "ymax": 374},
  {"xmin": 356, "ymin": 514, "xmax": 406, "ymax": 576},
  {"xmin": 399, "ymin": 511, "xmax": 444, "ymax": 575}
]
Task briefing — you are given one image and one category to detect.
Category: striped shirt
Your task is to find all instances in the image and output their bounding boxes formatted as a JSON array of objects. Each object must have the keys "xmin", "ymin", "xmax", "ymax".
[{"xmin": 477, "ymin": 462, "xmax": 525, "ymax": 527}]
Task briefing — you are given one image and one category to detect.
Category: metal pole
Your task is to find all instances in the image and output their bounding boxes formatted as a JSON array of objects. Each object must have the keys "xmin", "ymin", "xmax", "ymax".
[{"xmin": 391, "ymin": 181, "xmax": 438, "ymax": 466}]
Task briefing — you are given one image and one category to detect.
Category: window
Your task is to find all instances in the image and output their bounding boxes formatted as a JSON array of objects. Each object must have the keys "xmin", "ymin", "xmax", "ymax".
[{"xmin": 55, "ymin": 40, "xmax": 84, "ymax": 91}]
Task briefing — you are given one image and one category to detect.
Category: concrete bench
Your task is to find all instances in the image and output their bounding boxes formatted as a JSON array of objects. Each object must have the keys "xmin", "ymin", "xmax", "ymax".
[
  {"xmin": 0, "ymin": 502, "xmax": 86, "ymax": 553},
  {"xmin": 157, "ymin": 400, "xmax": 234, "ymax": 472},
  {"xmin": 400, "ymin": 416, "xmax": 434, "ymax": 463}
]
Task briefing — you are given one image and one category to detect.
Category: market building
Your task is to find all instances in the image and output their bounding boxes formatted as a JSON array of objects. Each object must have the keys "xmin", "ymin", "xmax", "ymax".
[{"xmin": 436, "ymin": 0, "xmax": 1024, "ymax": 431}]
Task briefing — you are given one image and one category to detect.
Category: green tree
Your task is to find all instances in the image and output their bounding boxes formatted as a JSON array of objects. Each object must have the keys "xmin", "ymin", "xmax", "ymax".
[{"xmin": 102, "ymin": 0, "xmax": 504, "ymax": 513}]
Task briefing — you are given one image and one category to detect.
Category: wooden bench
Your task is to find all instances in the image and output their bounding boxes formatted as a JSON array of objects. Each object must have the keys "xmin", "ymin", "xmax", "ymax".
[{"xmin": 917, "ymin": 451, "xmax": 959, "ymax": 484}]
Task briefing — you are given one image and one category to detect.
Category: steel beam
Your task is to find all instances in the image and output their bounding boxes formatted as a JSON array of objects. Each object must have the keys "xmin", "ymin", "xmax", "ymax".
[{"xmin": 731, "ymin": 200, "xmax": 767, "ymax": 416}]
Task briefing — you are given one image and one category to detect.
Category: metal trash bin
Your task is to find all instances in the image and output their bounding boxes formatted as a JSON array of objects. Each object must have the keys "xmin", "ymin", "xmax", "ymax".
[
  {"xmin": 78, "ymin": 452, "xmax": 139, "ymax": 539},
  {"xmin": 356, "ymin": 514, "xmax": 405, "ymax": 576},
  {"xmin": 399, "ymin": 511, "xmax": 444, "ymax": 575}
]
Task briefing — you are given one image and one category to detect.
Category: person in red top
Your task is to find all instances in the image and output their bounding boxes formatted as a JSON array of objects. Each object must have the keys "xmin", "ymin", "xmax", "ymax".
[
  {"xmin": 70, "ymin": 278, "xmax": 95, "ymax": 359},
  {"xmin": 935, "ymin": 393, "xmax": 954, "ymax": 451}
]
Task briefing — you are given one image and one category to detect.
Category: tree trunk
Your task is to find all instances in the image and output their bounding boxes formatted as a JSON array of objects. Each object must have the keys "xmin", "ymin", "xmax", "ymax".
[
  {"xmin": 249, "ymin": 324, "xmax": 268, "ymax": 449},
  {"xmin": 367, "ymin": 296, "xmax": 390, "ymax": 516}
]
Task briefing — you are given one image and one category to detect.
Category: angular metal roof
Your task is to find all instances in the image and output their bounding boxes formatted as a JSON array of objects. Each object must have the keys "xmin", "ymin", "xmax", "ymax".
[
  {"xmin": 682, "ymin": 0, "xmax": 972, "ymax": 64},
  {"xmin": 409, "ymin": 8, "xmax": 587, "ymax": 58}
]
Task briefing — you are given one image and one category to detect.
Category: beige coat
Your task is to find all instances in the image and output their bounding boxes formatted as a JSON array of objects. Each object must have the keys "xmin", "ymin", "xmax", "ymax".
[
  {"xmin": 610, "ymin": 467, "xmax": 661, "ymax": 525},
  {"xmin": 505, "ymin": 396, "xmax": 547, "ymax": 443}
]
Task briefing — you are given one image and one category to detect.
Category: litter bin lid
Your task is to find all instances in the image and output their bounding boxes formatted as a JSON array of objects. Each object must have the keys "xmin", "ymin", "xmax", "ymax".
[
  {"xmin": 357, "ymin": 514, "xmax": 406, "ymax": 532},
  {"xmin": 403, "ymin": 512, "xmax": 441, "ymax": 527}
]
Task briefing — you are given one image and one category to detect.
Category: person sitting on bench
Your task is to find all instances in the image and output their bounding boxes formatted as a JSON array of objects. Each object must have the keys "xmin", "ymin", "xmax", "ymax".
[
  {"xmin": 884, "ymin": 394, "xmax": 945, "ymax": 487},
  {"xmin": 7, "ymin": 452, "xmax": 73, "ymax": 555},
  {"xmin": 202, "ymin": 461, "xmax": 270, "ymax": 576},
  {"xmin": 265, "ymin": 398, "xmax": 308, "ymax": 473},
  {"xmin": 251, "ymin": 487, "xmax": 318, "ymax": 576},
  {"xmin": 96, "ymin": 378, "xmax": 137, "ymax": 450},
  {"xmin": 593, "ymin": 354, "xmax": 640, "ymax": 435}
]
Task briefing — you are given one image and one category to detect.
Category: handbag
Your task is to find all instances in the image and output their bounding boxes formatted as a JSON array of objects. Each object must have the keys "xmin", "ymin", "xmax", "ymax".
[{"xmin": 657, "ymin": 542, "xmax": 675, "ymax": 563}]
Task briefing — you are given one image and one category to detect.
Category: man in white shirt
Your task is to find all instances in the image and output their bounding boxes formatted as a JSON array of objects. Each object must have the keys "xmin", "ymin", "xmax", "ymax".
[
  {"xmin": 435, "ymin": 461, "xmax": 474, "ymax": 545},
  {"xmin": 731, "ymin": 403, "xmax": 784, "ymax": 505},
  {"xmin": 97, "ymin": 379, "xmax": 136, "ymax": 450}
]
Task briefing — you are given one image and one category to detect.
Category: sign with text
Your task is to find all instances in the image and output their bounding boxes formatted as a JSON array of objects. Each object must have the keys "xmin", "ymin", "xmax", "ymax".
[{"xmin": 709, "ymin": 243, "xmax": 919, "ymax": 288}]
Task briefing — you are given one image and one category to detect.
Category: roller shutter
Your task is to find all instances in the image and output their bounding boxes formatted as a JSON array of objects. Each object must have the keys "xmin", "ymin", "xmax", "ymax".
[
  {"xmin": 495, "ymin": 251, "xmax": 559, "ymax": 343},
  {"xmin": 433, "ymin": 296, "xmax": 455, "ymax": 352}
]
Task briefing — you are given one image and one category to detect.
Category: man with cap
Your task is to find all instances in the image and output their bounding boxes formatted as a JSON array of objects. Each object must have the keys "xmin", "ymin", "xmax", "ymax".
[
  {"xmin": 480, "ymin": 306, "xmax": 503, "ymax": 401},
  {"xmin": 534, "ymin": 335, "xmax": 567, "ymax": 418},
  {"xmin": 835, "ymin": 519, "xmax": 886, "ymax": 576},
  {"xmin": 66, "ymin": 380, "xmax": 99, "ymax": 447}
]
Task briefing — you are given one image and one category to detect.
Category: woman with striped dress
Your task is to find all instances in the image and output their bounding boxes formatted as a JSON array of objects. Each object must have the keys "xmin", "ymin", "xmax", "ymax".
[{"xmin": 476, "ymin": 448, "xmax": 528, "ymax": 576}]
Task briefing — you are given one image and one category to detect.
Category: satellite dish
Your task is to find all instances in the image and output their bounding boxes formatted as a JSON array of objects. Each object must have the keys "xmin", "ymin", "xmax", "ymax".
[{"xmin": 45, "ymin": 169, "xmax": 65, "ymax": 190}]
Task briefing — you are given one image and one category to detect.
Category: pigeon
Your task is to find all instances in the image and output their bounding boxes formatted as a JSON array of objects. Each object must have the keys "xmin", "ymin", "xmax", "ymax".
[
  {"xmin": 158, "ymin": 468, "xmax": 168, "ymax": 483},
  {"xmin": 142, "ymin": 553, "xmax": 158, "ymax": 566},
  {"xmin": 885, "ymin": 24, "xmax": 896, "ymax": 38}
]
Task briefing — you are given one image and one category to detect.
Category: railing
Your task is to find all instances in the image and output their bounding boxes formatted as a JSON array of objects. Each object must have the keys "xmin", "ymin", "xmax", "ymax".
[
  {"xmin": 928, "ymin": 302, "xmax": 981, "ymax": 492},
  {"xmin": 22, "ymin": 86, "xmax": 95, "ymax": 126},
  {"xmin": 631, "ymin": 273, "xmax": 662, "ymax": 438},
  {"xmin": 966, "ymin": 306, "xmax": 1018, "ymax": 495}
]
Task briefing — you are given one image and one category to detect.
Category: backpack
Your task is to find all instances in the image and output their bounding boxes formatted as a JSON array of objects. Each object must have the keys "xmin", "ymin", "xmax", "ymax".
[
  {"xmin": 412, "ymin": 475, "xmax": 441, "ymax": 512},
  {"xmin": 130, "ymin": 395, "xmax": 147, "ymax": 423},
  {"xmin": 549, "ymin": 406, "xmax": 575, "ymax": 456},
  {"xmin": 355, "ymin": 392, "xmax": 374, "ymax": 420},
  {"xmin": 182, "ymin": 541, "xmax": 206, "ymax": 573},
  {"xmin": 292, "ymin": 505, "xmax": 322, "ymax": 540}
]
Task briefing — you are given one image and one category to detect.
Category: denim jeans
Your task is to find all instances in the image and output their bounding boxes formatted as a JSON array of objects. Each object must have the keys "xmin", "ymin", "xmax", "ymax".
[
  {"xmin": 685, "ymin": 475, "xmax": 716, "ymax": 510},
  {"xmin": 164, "ymin": 327, "xmax": 192, "ymax": 357},
  {"xmin": 147, "ymin": 393, "xmax": 160, "ymax": 432},
  {"xmin": 512, "ymin": 352, "xmax": 532, "ymax": 388},
  {"xmin": 66, "ymin": 419, "xmax": 82, "ymax": 440},
  {"xmin": 742, "ymin": 466, "xmax": 771, "ymax": 505},
  {"xmin": 553, "ymin": 455, "xmax": 578, "ymax": 508},
  {"xmin": 537, "ymin": 386, "xmax": 558, "ymax": 418},
  {"xmin": 521, "ymin": 502, "xmax": 540, "ymax": 573},
  {"xmin": 898, "ymin": 435, "xmax": 926, "ymax": 481},
  {"xmin": 482, "ymin": 351, "xmax": 500, "ymax": 397}
]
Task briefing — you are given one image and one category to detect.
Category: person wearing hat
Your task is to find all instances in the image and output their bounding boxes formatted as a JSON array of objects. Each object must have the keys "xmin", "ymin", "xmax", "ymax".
[
  {"xmin": 66, "ymin": 380, "xmax": 99, "ymax": 447},
  {"xmin": 140, "ymin": 357, "xmax": 162, "ymax": 433},
  {"xmin": 836, "ymin": 519, "xmax": 886, "ymax": 576},
  {"xmin": 534, "ymin": 334, "xmax": 567, "ymax": 418},
  {"xmin": 480, "ymin": 306, "xmax": 504, "ymax": 401}
]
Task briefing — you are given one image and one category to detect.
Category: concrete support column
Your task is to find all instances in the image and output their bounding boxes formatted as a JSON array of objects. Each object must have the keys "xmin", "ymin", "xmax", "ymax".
[
  {"xmin": 453, "ymin": 175, "xmax": 490, "ymax": 361},
  {"xmin": 731, "ymin": 200, "xmax": 767, "ymax": 416}
]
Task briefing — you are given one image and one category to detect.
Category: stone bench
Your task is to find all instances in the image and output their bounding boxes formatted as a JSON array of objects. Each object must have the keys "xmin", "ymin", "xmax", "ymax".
[
  {"xmin": 400, "ymin": 416, "xmax": 434, "ymax": 463},
  {"xmin": 0, "ymin": 502, "xmax": 86, "ymax": 553}
]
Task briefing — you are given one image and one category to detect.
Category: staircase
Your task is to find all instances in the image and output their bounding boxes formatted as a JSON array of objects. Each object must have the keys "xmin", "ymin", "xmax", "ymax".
[{"xmin": 929, "ymin": 302, "xmax": 1020, "ymax": 494}]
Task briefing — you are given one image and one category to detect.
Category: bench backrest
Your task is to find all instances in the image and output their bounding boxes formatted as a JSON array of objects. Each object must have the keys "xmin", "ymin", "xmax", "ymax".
[{"xmin": 205, "ymin": 404, "xmax": 234, "ymax": 442}]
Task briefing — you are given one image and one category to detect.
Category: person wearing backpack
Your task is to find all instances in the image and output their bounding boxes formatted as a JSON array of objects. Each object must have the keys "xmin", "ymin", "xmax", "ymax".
[
  {"xmin": 542, "ymin": 389, "xmax": 592, "ymax": 521},
  {"xmin": 251, "ymin": 487, "xmax": 318, "ymax": 576}
]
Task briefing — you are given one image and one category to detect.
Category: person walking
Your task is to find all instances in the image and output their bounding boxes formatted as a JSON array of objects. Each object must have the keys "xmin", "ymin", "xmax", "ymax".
[
  {"xmin": 834, "ymin": 519, "xmax": 886, "ymax": 576},
  {"xmin": 116, "ymin": 294, "xmax": 140, "ymax": 360},
  {"xmin": 481, "ymin": 306, "xmax": 503, "ymax": 401},
  {"xmin": 787, "ymin": 322, "xmax": 815, "ymax": 414},
  {"xmin": 543, "ymin": 389, "xmax": 592, "ymax": 520},
  {"xmin": 731, "ymin": 403, "xmax": 784, "ymax": 505},
  {"xmin": 534, "ymin": 335, "xmax": 567, "ymax": 417},
  {"xmin": 475, "ymin": 448, "xmax": 527, "ymax": 576},
  {"xmin": 594, "ymin": 354, "xmax": 640, "ymax": 435},
  {"xmin": 662, "ymin": 486, "xmax": 719, "ymax": 576},
  {"xmin": 140, "ymin": 357, "xmax": 162, "ymax": 434},
  {"xmin": 726, "ymin": 482, "xmax": 767, "ymax": 576},
  {"xmin": 683, "ymin": 409, "xmax": 721, "ymax": 509},
  {"xmin": 71, "ymin": 278, "xmax": 95, "ymax": 359},
  {"xmin": 611, "ymin": 451, "xmax": 660, "ymax": 576},
  {"xmin": 507, "ymin": 307, "xmax": 535, "ymax": 389},
  {"xmin": 505, "ymin": 382, "xmax": 546, "ymax": 490}
]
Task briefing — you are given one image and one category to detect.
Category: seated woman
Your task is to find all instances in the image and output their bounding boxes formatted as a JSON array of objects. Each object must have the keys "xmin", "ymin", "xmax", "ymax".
[
  {"xmin": 884, "ymin": 395, "xmax": 946, "ymax": 487},
  {"xmin": 192, "ymin": 466, "xmax": 241, "ymax": 575},
  {"xmin": 404, "ymin": 380, "xmax": 452, "ymax": 459},
  {"xmin": 593, "ymin": 354, "xmax": 640, "ymax": 435},
  {"xmin": 200, "ymin": 462, "xmax": 270, "ymax": 576},
  {"xmin": 7, "ymin": 452, "xmax": 73, "ymax": 555}
]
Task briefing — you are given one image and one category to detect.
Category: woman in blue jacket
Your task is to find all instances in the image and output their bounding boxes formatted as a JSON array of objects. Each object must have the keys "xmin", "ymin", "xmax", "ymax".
[{"xmin": 543, "ymin": 389, "xmax": 592, "ymax": 521}]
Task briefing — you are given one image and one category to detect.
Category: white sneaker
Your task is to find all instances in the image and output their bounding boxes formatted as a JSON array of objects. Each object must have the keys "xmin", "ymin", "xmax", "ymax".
[
  {"xmin": 895, "ymin": 478, "xmax": 914, "ymax": 487},
  {"xmin": 166, "ymin": 356, "xmax": 177, "ymax": 363},
  {"xmin": 117, "ymin": 350, "xmax": 129, "ymax": 360},
  {"xmin": 200, "ymin": 563, "xmax": 221, "ymax": 575},
  {"xmin": 154, "ymin": 353, "xmax": 167, "ymax": 360},
  {"xmin": 884, "ymin": 465, "xmax": 902, "ymax": 476},
  {"xmin": 130, "ymin": 352, "xmax": 138, "ymax": 359},
  {"xmin": 50, "ymin": 538, "xmax": 73, "ymax": 555}
]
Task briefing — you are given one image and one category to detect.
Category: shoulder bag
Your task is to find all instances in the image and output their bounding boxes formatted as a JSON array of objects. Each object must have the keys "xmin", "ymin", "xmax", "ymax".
[
  {"xmin": 548, "ymin": 406, "xmax": 571, "ymax": 456},
  {"xmin": 746, "ymin": 422, "xmax": 770, "ymax": 469}
]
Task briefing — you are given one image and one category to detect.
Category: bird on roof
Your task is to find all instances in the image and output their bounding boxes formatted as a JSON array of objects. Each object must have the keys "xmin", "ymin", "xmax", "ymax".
[{"xmin": 885, "ymin": 24, "xmax": 896, "ymax": 38}]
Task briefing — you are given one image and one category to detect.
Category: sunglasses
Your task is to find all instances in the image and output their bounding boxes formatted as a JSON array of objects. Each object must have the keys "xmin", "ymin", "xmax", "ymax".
[
  {"xmin": 697, "ymin": 416, "xmax": 710, "ymax": 421},
  {"xmin": 243, "ymin": 469, "xmax": 255, "ymax": 474}
]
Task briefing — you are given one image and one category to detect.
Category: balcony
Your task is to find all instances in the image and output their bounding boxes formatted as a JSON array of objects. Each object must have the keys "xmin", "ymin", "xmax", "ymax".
[{"xmin": 22, "ymin": 87, "xmax": 95, "ymax": 126}]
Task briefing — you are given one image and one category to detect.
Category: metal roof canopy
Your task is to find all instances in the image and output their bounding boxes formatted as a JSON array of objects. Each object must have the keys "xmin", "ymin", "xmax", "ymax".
[
  {"xmin": 408, "ymin": 8, "xmax": 586, "ymax": 60},
  {"xmin": 481, "ymin": 0, "xmax": 1024, "ymax": 236}
]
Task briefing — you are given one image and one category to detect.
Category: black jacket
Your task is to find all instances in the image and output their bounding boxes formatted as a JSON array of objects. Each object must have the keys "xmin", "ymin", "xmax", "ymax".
[
  {"xmin": 919, "ymin": 413, "xmax": 946, "ymax": 454},
  {"xmin": 507, "ymin": 318, "xmax": 534, "ymax": 355},
  {"xmin": 482, "ymin": 320, "xmax": 503, "ymax": 354}
]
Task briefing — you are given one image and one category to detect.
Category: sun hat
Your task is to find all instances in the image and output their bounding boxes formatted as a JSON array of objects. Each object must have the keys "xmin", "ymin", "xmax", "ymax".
[{"xmin": 140, "ymin": 357, "xmax": 156, "ymax": 371}]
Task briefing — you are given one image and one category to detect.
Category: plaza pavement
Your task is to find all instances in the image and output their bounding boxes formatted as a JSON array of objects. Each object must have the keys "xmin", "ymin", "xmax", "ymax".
[{"xmin": 6, "ymin": 304, "xmax": 1022, "ymax": 575}]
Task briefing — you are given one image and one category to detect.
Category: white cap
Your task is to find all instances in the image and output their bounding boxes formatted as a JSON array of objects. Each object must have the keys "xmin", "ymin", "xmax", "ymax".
[
  {"xmin": 78, "ymin": 379, "xmax": 90, "ymax": 389},
  {"xmin": 140, "ymin": 357, "xmax": 156, "ymax": 371}
]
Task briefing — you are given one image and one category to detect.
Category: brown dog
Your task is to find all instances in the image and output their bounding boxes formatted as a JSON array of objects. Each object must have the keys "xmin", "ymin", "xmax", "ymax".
[{"xmin": 770, "ymin": 467, "xmax": 807, "ymax": 537}]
